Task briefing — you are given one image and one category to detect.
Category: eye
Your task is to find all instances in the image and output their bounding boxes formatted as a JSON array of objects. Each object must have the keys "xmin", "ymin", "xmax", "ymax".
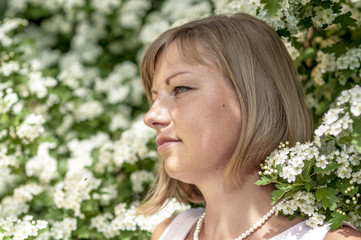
[{"xmin": 174, "ymin": 86, "xmax": 191, "ymax": 95}]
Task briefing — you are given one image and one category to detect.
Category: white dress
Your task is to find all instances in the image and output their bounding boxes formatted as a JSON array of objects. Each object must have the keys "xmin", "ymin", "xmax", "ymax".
[{"xmin": 159, "ymin": 208, "xmax": 333, "ymax": 240}]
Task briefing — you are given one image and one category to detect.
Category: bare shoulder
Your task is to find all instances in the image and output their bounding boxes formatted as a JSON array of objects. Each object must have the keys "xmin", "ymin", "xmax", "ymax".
[
  {"xmin": 325, "ymin": 225, "xmax": 361, "ymax": 240},
  {"xmin": 151, "ymin": 215, "xmax": 176, "ymax": 240}
]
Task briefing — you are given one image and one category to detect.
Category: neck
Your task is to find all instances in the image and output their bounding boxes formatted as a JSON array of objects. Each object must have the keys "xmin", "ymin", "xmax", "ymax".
[{"xmin": 195, "ymin": 171, "xmax": 279, "ymax": 239}]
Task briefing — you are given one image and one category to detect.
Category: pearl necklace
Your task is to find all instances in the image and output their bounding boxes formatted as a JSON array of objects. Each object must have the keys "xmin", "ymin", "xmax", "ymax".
[{"xmin": 193, "ymin": 203, "xmax": 281, "ymax": 240}]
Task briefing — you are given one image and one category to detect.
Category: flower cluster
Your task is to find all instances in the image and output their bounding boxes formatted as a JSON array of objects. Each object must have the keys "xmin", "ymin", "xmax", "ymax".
[
  {"xmin": 0, "ymin": 183, "xmax": 43, "ymax": 218},
  {"xmin": 0, "ymin": 0, "xmax": 360, "ymax": 239},
  {"xmin": 90, "ymin": 198, "xmax": 190, "ymax": 237},
  {"xmin": 258, "ymin": 85, "xmax": 361, "ymax": 231},
  {"xmin": 53, "ymin": 169, "xmax": 101, "ymax": 218},
  {"xmin": 16, "ymin": 114, "xmax": 45, "ymax": 143},
  {"xmin": 113, "ymin": 118, "xmax": 156, "ymax": 167},
  {"xmin": 25, "ymin": 142, "xmax": 58, "ymax": 183},
  {"xmin": 130, "ymin": 170, "xmax": 155, "ymax": 193},
  {"xmin": 337, "ymin": 47, "xmax": 361, "ymax": 71},
  {"xmin": 35, "ymin": 218, "xmax": 77, "ymax": 240},
  {"xmin": 0, "ymin": 215, "xmax": 47, "ymax": 240},
  {"xmin": 311, "ymin": 7, "xmax": 336, "ymax": 28},
  {"xmin": 0, "ymin": 88, "xmax": 19, "ymax": 114}
]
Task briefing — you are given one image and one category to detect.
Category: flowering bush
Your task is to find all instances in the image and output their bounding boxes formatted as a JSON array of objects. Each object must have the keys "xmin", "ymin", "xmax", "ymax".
[
  {"xmin": 0, "ymin": 0, "xmax": 360, "ymax": 239},
  {"xmin": 257, "ymin": 85, "xmax": 361, "ymax": 231}
]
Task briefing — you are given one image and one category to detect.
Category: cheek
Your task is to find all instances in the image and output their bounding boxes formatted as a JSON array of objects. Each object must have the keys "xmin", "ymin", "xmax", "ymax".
[{"xmin": 178, "ymin": 100, "xmax": 241, "ymax": 157}]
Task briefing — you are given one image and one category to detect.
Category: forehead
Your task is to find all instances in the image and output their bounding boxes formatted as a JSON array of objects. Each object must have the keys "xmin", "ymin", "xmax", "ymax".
[{"xmin": 153, "ymin": 41, "xmax": 212, "ymax": 78}]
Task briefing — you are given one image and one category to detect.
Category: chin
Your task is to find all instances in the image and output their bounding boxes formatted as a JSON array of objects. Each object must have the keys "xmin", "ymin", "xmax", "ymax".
[{"xmin": 164, "ymin": 162, "xmax": 191, "ymax": 182}]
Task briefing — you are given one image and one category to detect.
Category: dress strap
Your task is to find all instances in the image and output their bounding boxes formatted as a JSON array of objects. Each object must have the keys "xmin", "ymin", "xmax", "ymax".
[
  {"xmin": 271, "ymin": 221, "xmax": 357, "ymax": 239},
  {"xmin": 270, "ymin": 221, "xmax": 331, "ymax": 240},
  {"xmin": 159, "ymin": 208, "xmax": 205, "ymax": 240}
]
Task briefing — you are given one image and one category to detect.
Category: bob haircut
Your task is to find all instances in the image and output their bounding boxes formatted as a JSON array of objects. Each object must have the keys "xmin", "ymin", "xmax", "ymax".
[{"xmin": 138, "ymin": 13, "xmax": 312, "ymax": 215}]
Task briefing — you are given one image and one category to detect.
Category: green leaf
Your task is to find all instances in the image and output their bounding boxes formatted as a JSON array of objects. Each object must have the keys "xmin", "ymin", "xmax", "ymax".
[
  {"xmin": 336, "ymin": 179, "xmax": 359, "ymax": 197},
  {"xmin": 298, "ymin": 17, "xmax": 313, "ymax": 29},
  {"xmin": 255, "ymin": 176, "xmax": 272, "ymax": 185},
  {"xmin": 81, "ymin": 199, "xmax": 100, "ymax": 217},
  {"xmin": 316, "ymin": 172, "xmax": 335, "ymax": 185},
  {"xmin": 275, "ymin": 183, "xmax": 293, "ymax": 191},
  {"xmin": 261, "ymin": 0, "xmax": 281, "ymax": 16},
  {"xmin": 348, "ymin": 186, "xmax": 359, "ymax": 197},
  {"xmin": 271, "ymin": 189, "xmax": 286, "ymax": 204},
  {"xmin": 351, "ymin": 27, "xmax": 361, "ymax": 46},
  {"xmin": 314, "ymin": 162, "xmax": 340, "ymax": 174},
  {"xmin": 322, "ymin": 42, "xmax": 347, "ymax": 57},
  {"xmin": 315, "ymin": 187, "xmax": 339, "ymax": 210},
  {"xmin": 331, "ymin": 3, "xmax": 342, "ymax": 14},
  {"xmin": 297, "ymin": 48, "xmax": 317, "ymax": 63},
  {"xmin": 315, "ymin": 188, "xmax": 340, "ymax": 211},
  {"xmin": 0, "ymin": 226, "xmax": 6, "ymax": 233},
  {"xmin": 334, "ymin": 12, "xmax": 358, "ymax": 28},
  {"xmin": 320, "ymin": 1, "xmax": 332, "ymax": 9},
  {"xmin": 305, "ymin": 182, "xmax": 311, "ymax": 192},
  {"xmin": 301, "ymin": 159, "xmax": 313, "ymax": 179},
  {"xmin": 271, "ymin": 184, "xmax": 293, "ymax": 204},
  {"xmin": 74, "ymin": 226, "xmax": 90, "ymax": 239},
  {"xmin": 329, "ymin": 212, "xmax": 348, "ymax": 231}
]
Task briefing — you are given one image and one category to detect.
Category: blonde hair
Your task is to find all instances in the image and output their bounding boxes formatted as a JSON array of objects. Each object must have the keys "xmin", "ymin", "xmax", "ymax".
[{"xmin": 138, "ymin": 13, "xmax": 312, "ymax": 215}]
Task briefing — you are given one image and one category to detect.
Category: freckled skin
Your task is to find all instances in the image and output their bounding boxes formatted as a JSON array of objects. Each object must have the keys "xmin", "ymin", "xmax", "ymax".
[{"xmin": 143, "ymin": 43, "xmax": 242, "ymax": 185}]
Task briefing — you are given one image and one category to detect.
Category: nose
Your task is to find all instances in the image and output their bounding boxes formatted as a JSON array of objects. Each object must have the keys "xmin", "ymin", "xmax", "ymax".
[{"xmin": 143, "ymin": 98, "xmax": 171, "ymax": 129}]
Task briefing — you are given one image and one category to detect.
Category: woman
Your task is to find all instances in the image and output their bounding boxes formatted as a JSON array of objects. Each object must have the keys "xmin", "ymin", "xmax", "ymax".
[{"xmin": 138, "ymin": 13, "xmax": 361, "ymax": 239}]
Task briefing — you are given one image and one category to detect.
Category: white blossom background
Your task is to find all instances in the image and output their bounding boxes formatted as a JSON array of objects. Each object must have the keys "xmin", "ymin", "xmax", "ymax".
[{"xmin": 0, "ymin": 0, "xmax": 361, "ymax": 239}]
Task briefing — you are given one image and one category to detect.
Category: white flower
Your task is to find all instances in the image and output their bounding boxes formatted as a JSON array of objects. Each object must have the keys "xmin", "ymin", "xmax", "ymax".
[
  {"xmin": 312, "ymin": 8, "xmax": 335, "ymax": 28},
  {"xmin": 314, "ymin": 124, "xmax": 329, "ymax": 137},
  {"xmin": 306, "ymin": 213, "xmax": 326, "ymax": 228},
  {"xmin": 113, "ymin": 117, "xmax": 155, "ymax": 167},
  {"xmin": 28, "ymin": 72, "xmax": 57, "ymax": 99},
  {"xmin": 336, "ymin": 165, "xmax": 352, "ymax": 179},
  {"xmin": 300, "ymin": 204, "xmax": 315, "ymax": 215},
  {"xmin": 0, "ymin": 18, "xmax": 27, "ymax": 46},
  {"xmin": 215, "ymin": 0, "xmax": 263, "ymax": 16},
  {"xmin": 118, "ymin": 0, "xmax": 151, "ymax": 28},
  {"xmin": 316, "ymin": 155, "xmax": 328, "ymax": 169},
  {"xmin": 1, "ymin": 183, "xmax": 43, "ymax": 218},
  {"xmin": 351, "ymin": 102, "xmax": 361, "ymax": 117},
  {"xmin": 74, "ymin": 100, "xmax": 103, "ymax": 122},
  {"xmin": 51, "ymin": 218, "xmax": 77, "ymax": 240},
  {"xmin": 140, "ymin": 17, "xmax": 170, "ymax": 44},
  {"xmin": 130, "ymin": 170, "xmax": 154, "ymax": 193},
  {"xmin": 337, "ymin": 90, "xmax": 351, "ymax": 106},
  {"xmin": 0, "ymin": 88, "xmax": 19, "ymax": 114},
  {"xmin": 54, "ymin": 169, "xmax": 101, "ymax": 217},
  {"xmin": 16, "ymin": 114, "xmax": 45, "ymax": 142},
  {"xmin": 25, "ymin": 142, "xmax": 58, "ymax": 183},
  {"xmin": 278, "ymin": 201, "xmax": 296, "ymax": 215},
  {"xmin": 301, "ymin": 0, "xmax": 311, "ymax": 5},
  {"xmin": 91, "ymin": 0, "xmax": 121, "ymax": 14},
  {"xmin": 0, "ymin": 61, "xmax": 20, "ymax": 76},
  {"xmin": 290, "ymin": 156, "xmax": 305, "ymax": 168},
  {"xmin": 350, "ymin": 85, "xmax": 361, "ymax": 101},
  {"xmin": 352, "ymin": 170, "xmax": 361, "ymax": 184},
  {"xmin": 337, "ymin": 47, "xmax": 361, "ymax": 71},
  {"xmin": 109, "ymin": 112, "xmax": 130, "ymax": 131},
  {"xmin": 282, "ymin": 37, "xmax": 300, "ymax": 60},
  {"xmin": 280, "ymin": 165, "xmax": 297, "ymax": 183},
  {"xmin": 323, "ymin": 108, "xmax": 343, "ymax": 125},
  {"xmin": 316, "ymin": 51, "xmax": 336, "ymax": 73}
]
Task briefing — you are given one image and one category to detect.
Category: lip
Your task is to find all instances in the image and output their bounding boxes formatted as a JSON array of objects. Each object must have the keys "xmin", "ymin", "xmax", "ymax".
[{"xmin": 156, "ymin": 135, "xmax": 181, "ymax": 152}]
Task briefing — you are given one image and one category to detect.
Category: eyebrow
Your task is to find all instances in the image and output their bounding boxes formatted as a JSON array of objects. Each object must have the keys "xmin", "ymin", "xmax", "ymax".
[{"xmin": 150, "ymin": 71, "xmax": 191, "ymax": 95}]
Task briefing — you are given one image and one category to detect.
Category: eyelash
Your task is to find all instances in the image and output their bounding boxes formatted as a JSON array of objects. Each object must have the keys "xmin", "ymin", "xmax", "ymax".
[{"xmin": 174, "ymin": 86, "xmax": 191, "ymax": 95}]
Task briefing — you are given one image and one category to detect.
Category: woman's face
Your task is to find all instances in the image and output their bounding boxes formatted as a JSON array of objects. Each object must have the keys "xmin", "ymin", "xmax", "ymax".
[{"xmin": 143, "ymin": 42, "xmax": 242, "ymax": 184}]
